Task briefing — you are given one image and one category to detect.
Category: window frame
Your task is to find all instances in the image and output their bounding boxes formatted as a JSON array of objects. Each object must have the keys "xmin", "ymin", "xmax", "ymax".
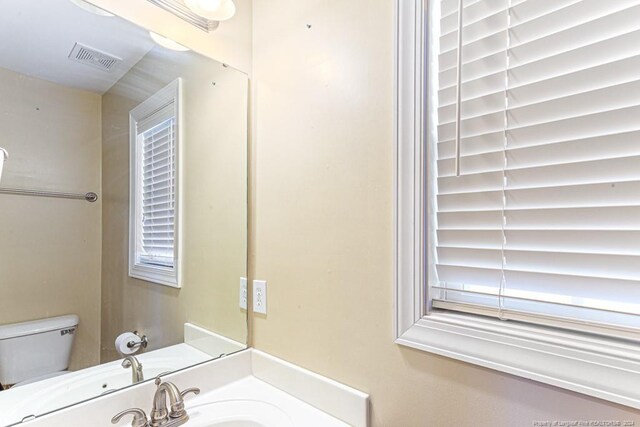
[
  {"xmin": 394, "ymin": 0, "xmax": 640, "ymax": 409},
  {"xmin": 129, "ymin": 78, "xmax": 183, "ymax": 288}
]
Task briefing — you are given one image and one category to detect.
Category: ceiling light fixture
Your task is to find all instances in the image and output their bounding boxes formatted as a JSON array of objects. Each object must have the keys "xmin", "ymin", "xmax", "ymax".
[
  {"xmin": 69, "ymin": 0, "xmax": 114, "ymax": 17},
  {"xmin": 184, "ymin": 0, "xmax": 236, "ymax": 21},
  {"xmin": 149, "ymin": 32, "xmax": 190, "ymax": 52},
  {"xmin": 145, "ymin": 0, "xmax": 220, "ymax": 32}
]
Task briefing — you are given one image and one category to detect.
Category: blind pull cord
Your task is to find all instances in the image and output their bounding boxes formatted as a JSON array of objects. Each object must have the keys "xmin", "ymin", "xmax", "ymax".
[
  {"xmin": 498, "ymin": 0, "xmax": 513, "ymax": 321},
  {"xmin": 454, "ymin": 0, "xmax": 464, "ymax": 177}
]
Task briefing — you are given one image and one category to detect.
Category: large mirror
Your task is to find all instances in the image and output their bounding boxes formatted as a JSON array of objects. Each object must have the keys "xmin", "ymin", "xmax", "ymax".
[{"xmin": 0, "ymin": 1, "xmax": 248, "ymax": 425}]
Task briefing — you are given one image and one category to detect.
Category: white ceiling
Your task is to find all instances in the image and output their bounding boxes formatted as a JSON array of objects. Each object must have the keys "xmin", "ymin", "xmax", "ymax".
[{"xmin": 0, "ymin": 0, "xmax": 156, "ymax": 94}]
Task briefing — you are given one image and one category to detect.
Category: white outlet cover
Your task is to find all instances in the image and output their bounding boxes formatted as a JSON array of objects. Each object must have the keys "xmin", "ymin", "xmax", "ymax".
[
  {"xmin": 253, "ymin": 280, "xmax": 267, "ymax": 314},
  {"xmin": 240, "ymin": 277, "xmax": 248, "ymax": 310}
]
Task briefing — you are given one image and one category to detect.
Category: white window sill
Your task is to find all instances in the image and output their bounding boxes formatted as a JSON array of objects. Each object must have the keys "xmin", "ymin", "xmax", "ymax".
[
  {"xmin": 396, "ymin": 312, "xmax": 640, "ymax": 409},
  {"xmin": 129, "ymin": 264, "xmax": 180, "ymax": 288}
]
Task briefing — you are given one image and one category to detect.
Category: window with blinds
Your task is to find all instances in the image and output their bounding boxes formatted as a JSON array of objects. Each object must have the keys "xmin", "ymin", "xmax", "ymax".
[
  {"xmin": 129, "ymin": 79, "xmax": 181, "ymax": 288},
  {"xmin": 139, "ymin": 116, "xmax": 176, "ymax": 268},
  {"xmin": 430, "ymin": 0, "xmax": 640, "ymax": 340}
]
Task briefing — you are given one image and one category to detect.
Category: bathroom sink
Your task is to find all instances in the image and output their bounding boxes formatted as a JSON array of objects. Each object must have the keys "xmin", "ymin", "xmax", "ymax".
[{"xmin": 185, "ymin": 399, "xmax": 293, "ymax": 427}]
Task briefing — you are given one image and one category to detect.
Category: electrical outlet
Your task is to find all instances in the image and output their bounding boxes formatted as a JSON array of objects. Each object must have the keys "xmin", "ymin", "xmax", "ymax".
[
  {"xmin": 239, "ymin": 277, "xmax": 247, "ymax": 309},
  {"xmin": 253, "ymin": 280, "xmax": 267, "ymax": 314}
]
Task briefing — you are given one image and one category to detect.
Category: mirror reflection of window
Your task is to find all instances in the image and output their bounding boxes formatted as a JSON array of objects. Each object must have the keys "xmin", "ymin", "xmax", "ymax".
[{"xmin": 129, "ymin": 79, "xmax": 182, "ymax": 288}]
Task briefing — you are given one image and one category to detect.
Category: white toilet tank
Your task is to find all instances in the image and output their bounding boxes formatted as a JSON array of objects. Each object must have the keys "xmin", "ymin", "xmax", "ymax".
[{"xmin": 0, "ymin": 314, "xmax": 79, "ymax": 386}]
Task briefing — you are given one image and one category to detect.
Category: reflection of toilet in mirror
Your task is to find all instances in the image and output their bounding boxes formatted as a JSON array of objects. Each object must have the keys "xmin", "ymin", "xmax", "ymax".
[{"xmin": 0, "ymin": 314, "xmax": 78, "ymax": 389}]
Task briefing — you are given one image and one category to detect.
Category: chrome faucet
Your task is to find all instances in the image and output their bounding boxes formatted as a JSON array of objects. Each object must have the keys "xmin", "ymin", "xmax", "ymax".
[
  {"xmin": 122, "ymin": 356, "xmax": 144, "ymax": 384},
  {"xmin": 111, "ymin": 377, "xmax": 199, "ymax": 427},
  {"xmin": 149, "ymin": 378, "xmax": 200, "ymax": 427}
]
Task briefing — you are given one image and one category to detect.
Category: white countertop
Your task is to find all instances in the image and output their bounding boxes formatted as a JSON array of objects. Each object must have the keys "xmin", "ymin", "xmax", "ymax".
[
  {"xmin": 15, "ymin": 349, "xmax": 369, "ymax": 427},
  {"xmin": 182, "ymin": 376, "xmax": 350, "ymax": 427}
]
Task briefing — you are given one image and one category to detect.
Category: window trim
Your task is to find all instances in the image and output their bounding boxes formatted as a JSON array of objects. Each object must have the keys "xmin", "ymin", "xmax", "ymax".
[
  {"xmin": 393, "ymin": 0, "xmax": 640, "ymax": 409},
  {"xmin": 129, "ymin": 78, "xmax": 183, "ymax": 288}
]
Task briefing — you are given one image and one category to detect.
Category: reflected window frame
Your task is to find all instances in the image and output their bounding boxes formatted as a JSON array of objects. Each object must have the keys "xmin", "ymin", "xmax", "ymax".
[{"xmin": 128, "ymin": 78, "xmax": 183, "ymax": 288}]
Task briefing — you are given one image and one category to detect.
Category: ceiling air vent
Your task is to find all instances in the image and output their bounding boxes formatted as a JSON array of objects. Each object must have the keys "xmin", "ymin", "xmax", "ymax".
[{"xmin": 68, "ymin": 42, "xmax": 122, "ymax": 72}]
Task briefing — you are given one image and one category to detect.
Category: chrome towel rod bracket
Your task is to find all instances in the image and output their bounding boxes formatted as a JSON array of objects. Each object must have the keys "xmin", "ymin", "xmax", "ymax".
[{"xmin": 0, "ymin": 187, "xmax": 98, "ymax": 203}]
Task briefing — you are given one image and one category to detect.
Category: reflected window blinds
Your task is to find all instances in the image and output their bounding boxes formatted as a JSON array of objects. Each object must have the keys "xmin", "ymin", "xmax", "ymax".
[
  {"xmin": 137, "ymin": 112, "xmax": 177, "ymax": 268},
  {"xmin": 431, "ymin": 0, "xmax": 640, "ymax": 339}
]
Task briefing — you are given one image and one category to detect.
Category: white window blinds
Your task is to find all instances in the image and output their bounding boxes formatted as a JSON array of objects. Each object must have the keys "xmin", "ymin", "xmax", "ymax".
[
  {"xmin": 431, "ymin": 0, "xmax": 640, "ymax": 339},
  {"xmin": 138, "ymin": 112, "xmax": 176, "ymax": 268}
]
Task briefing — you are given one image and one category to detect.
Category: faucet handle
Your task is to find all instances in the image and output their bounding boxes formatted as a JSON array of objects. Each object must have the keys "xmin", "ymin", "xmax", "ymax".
[
  {"xmin": 111, "ymin": 408, "xmax": 149, "ymax": 427},
  {"xmin": 180, "ymin": 387, "xmax": 200, "ymax": 398},
  {"xmin": 165, "ymin": 386, "xmax": 200, "ymax": 421}
]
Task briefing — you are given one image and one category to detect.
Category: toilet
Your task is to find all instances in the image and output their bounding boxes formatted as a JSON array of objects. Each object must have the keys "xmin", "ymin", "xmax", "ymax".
[{"xmin": 0, "ymin": 314, "xmax": 79, "ymax": 388}]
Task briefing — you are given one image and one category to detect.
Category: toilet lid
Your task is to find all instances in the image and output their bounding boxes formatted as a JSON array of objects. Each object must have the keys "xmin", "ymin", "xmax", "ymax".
[
  {"xmin": 13, "ymin": 370, "xmax": 70, "ymax": 388},
  {"xmin": 0, "ymin": 315, "xmax": 79, "ymax": 340}
]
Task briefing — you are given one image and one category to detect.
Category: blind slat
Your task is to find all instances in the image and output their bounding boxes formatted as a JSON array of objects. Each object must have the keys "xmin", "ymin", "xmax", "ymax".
[{"xmin": 438, "ymin": 205, "xmax": 640, "ymax": 229}]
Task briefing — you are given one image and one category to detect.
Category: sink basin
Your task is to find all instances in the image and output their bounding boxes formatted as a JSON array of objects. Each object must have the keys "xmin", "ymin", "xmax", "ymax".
[{"xmin": 185, "ymin": 399, "xmax": 293, "ymax": 427}]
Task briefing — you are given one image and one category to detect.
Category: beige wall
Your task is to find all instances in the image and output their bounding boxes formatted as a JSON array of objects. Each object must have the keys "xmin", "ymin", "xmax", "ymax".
[
  {"xmin": 0, "ymin": 67, "xmax": 102, "ymax": 372},
  {"xmin": 87, "ymin": 0, "xmax": 252, "ymax": 74},
  {"xmin": 101, "ymin": 48, "xmax": 248, "ymax": 362},
  {"xmin": 250, "ymin": 1, "xmax": 640, "ymax": 426}
]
